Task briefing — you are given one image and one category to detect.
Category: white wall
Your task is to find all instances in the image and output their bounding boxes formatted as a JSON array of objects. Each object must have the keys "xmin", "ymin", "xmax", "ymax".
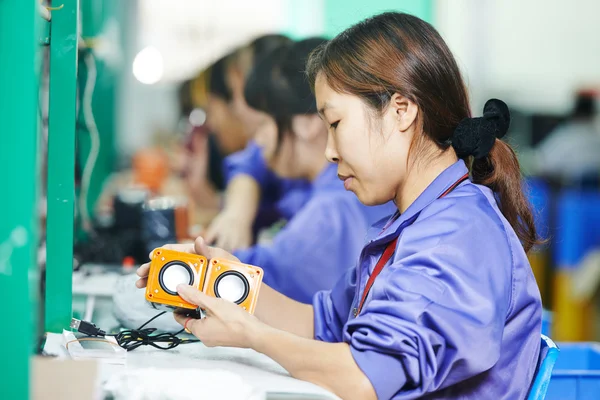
[
  {"xmin": 117, "ymin": 0, "xmax": 293, "ymax": 159},
  {"xmin": 436, "ymin": 0, "xmax": 600, "ymax": 114},
  {"xmin": 118, "ymin": 0, "xmax": 600, "ymax": 158}
]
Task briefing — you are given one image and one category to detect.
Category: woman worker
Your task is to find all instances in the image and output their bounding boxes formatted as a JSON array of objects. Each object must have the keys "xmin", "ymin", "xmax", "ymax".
[
  {"xmin": 137, "ymin": 13, "xmax": 542, "ymax": 400},
  {"xmin": 210, "ymin": 37, "xmax": 392, "ymax": 303},
  {"xmin": 201, "ymin": 34, "xmax": 313, "ymax": 250}
]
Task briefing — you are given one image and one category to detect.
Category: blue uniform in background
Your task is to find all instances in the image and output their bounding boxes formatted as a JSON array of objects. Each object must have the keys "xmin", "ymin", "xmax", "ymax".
[
  {"xmin": 223, "ymin": 141, "xmax": 311, "ymax": 220},
  {"xmin": 225, "ymin": 142, "xmax": 395, "ymax": 303},
  {"xmin": 313, "ymin": 160, "xmax": 542, "ymax": 399}
]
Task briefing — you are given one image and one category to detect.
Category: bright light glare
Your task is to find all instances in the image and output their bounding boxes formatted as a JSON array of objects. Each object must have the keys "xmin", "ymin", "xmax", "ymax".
[
  {"xmin": 133, "ymin": 46, "xmax": 164, "ymax": 84},
  {"xmin": 189, "ymin": 108, "xmax": 207, "ymax": 126}
]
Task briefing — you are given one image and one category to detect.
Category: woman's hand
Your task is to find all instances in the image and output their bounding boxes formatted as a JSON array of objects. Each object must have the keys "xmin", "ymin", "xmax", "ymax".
[
  {"xmin": 204, "ymin": 210, "xmax": 253, "ymax": 252},
  {"xmin": 135, "ymin": 236, "xmax": 238, "ymax": 289},
  {"xmin": 173, "ymin": 285, "xmax": 264, "ymax": 348},
  {"xmin": 204, "ymin": 174, "xmax": 262, "ymax": 252}
]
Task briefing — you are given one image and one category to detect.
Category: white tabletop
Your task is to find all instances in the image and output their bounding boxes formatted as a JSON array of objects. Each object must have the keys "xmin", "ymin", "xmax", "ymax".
[
  {"xmin": 67, "ymin": 265, "xmax": 339, "ymax": 399},
  {"xmin": 72, "ymin": 265, "xmax": 123, "ymax": 297},
  {"xmin": 44, "ymin": 332, "xmax": 339, "ymax": 400}
]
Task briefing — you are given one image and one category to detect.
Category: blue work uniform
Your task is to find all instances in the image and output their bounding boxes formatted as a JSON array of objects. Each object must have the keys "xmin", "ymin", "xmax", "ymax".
[
  {"xmin": 313, "ymin": 159, "xmax": 542, "ymax": 399},
  {"xmin": 223, "ymin": 141, "xmax": 311, "ymax": 221},
  {"xmin": 233, "ymin": 161, "xmax": 395, "ymax": 303}
]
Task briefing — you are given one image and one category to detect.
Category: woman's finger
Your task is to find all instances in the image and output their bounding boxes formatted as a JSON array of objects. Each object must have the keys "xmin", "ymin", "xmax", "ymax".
[
  {"xmin": 147, "ymin": 243, "xmax": 196, "ymax": 260},
  {"xmin": 161, "ymin": 243, "xmax": 196, "ymax": 253},
  {"xmin": 176, "ymin": 284, "xmax": 219, "ymax": 312},
  {"xmin": 136, "ymin": 263, "xmax": 150, "ymax": 278},
  {"xmin": 214, "ymin": 235, "xmax": 227, "ymax": 251},
  {"xmin": 204, "ymin": 223, "xmax": 219, "ymax": 245},
  {"xmin": 193, "ymin": 236, "xmax": 212, "ymax": 258},
  {"xmin": 135, "ymin": 277, "xmax": 148, "ymax": 288},
  {"xmin": 173, "ymin": 313, "xmax": 205, "ymax": 340},
  {"xmin": 173, "ymin": 312, "xmax": 197, "ymax": 328}
]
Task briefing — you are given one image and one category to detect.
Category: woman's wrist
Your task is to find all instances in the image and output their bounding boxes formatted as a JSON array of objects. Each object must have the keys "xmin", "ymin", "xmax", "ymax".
[
  {"xmin": 248, "ymin": 319, "xmax": 275, "ymax": 353},
  {"xmin": 221, "ymin": 205, "xmax": 255, "ymax": 226}
]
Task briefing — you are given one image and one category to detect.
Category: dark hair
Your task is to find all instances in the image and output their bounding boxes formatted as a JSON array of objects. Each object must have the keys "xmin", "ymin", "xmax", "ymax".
[
  {"xmin": 178, "ymin": 79, "xmax": 194, "ymax": 116},
  {"xmin": 210, "ymin": 34, "xmax": 291, "ymax": 104},
  {"xmin": 207, "ymin": 55, "xmax": 232, "ymax": 102},
  {"xmin": 226, "ymin": 34, "xmax": 292, "ymax": 81},
  {"xmin": 246, "ymin": 38, "xmax": 328, "ymax": 149},
  {"xmin": 573, "ymin": 93, "xmax": 595, "ymax": 119},
  {"xmin": 306, "ymin": 12, "xmax": 539, "ymax": 252},
  {"xmin": 248, "ymin": 34, "xmax": 292, "ymax": 68},
  {"xmin": 243, "ymin": 46, "xmax": 283, "ymax": 114}
]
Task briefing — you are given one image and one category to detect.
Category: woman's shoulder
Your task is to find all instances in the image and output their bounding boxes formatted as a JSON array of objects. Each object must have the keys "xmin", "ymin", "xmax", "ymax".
[
  {"xmin": 406, "ymin": 181, "xmax": 516, "ymax": 255},
  {"xmin": 390, "ymin": 182, "xmax": 519, "ymax": 300}
]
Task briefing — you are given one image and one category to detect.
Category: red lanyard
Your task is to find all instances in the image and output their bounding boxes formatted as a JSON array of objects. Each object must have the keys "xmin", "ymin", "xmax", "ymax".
[{"xmin": 353, "ymin": 173, "xmax": 470, "ymax": 317}]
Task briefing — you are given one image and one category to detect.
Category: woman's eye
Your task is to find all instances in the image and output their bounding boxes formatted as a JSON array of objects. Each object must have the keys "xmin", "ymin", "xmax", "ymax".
[{"xmin": 330, "ymin": 121, "xmax": 340, "ymax": 129}]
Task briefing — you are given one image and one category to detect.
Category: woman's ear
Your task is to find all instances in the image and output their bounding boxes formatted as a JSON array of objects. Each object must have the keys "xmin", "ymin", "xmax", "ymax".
[
  {"xmin": 389, "ymin": 93, "xmax": 418, "ymax": 132},
  {"xmin": 292, "ymin": 114, "xmax": 326, "ymax": 141}
]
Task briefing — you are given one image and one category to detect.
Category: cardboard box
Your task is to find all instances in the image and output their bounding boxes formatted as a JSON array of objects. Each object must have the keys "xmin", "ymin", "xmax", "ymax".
[{"xmin": 32, "ymin": 356, "xmax": 99, "ymax": 400}]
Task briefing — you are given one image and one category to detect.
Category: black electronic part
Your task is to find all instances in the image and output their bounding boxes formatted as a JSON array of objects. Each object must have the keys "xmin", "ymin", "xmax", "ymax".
[{"xmin": 72, "ymin": 312, "xmax": 199, "ymax": 352}]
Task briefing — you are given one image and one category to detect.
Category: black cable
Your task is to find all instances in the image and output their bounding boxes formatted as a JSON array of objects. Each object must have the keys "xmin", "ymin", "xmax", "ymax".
[{"xmin": 71, "ymin": 311, "xmax": 199, "ymax": 352}]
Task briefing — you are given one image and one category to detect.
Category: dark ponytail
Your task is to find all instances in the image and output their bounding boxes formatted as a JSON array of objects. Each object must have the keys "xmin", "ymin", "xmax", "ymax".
[
  {"xmin": 453, "ymin": 100, "xmax": 539, "ymax": 252},
  {"xmin": 306, "ymin": 12, "xmax": 540, "ymax": 252},
  {"xmin": 473, "ymin": 142, "xmax": 539, "ymax": 252}
]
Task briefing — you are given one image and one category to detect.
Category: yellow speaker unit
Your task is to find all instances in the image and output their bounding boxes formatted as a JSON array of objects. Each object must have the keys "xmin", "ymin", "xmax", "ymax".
[
  {"xmin": 145, "ymin": 248, "xmax": 207, "ymax": 310},
  {"xmin": 145, "ymin": 248, "xmax": 263, "ymax": 314},
  {"xmin": 203, "ymin": 258, "xmax": 263, "ymax": 314}
]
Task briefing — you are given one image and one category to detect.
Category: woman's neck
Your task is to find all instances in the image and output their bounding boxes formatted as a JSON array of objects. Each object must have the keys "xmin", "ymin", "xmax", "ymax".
[{"xmin": 395, "ymin": 149, "xmax": 458, "ymax": 213}]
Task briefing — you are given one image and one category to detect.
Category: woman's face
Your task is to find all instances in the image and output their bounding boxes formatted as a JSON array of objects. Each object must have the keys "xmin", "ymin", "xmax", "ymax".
[
  {"xmin": 227, "ymin": 65, "xmax": 266, "ymax": 138},
  {"xmin": 205, "ymin": 95, "xmax": 247, "ymax": 155},
  {"xmin": 253, "ymin": 115, "xmax": 297, "ymax": 178},
  {"xmin": 314, "ymin": 74, "xmax": 414, "ymax": 206}
]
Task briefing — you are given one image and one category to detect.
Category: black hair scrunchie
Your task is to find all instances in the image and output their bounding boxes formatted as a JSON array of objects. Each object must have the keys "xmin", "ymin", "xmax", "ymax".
[{"xmin": 452, "ymin": 99, "xmax": 510, "ymax": 159}]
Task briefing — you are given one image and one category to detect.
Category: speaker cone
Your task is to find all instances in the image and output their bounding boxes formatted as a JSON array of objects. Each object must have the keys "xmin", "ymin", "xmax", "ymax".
[
  {"xmin": 214, "ymin": 271, "xmax": 249, "ymax": 304},
  {"xmin": 159, "ymin": 261, "xmax": 194, "ymax": 295}
]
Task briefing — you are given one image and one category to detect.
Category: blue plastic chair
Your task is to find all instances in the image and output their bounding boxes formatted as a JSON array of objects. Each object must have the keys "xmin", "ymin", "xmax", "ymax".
[{"xmin": 528, "ymin": 334, "xmax": 560, "ymax": 400}]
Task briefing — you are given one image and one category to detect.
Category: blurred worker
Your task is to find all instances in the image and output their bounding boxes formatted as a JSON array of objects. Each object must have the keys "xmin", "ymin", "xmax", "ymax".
[
  {"xmin": 205, "ymin": 34, "xmax": 313, "ymax": 250},
  {"xmin": 176, "ymin": 78, "xmax": 225, "ymax": 212},
  {"xmin": 204, "ymin": 56, "xmax": 248, "ymax": 155},
  {"xmin": 137, "ymin": 12, "xmax": 542, "ymax": 399},
  {"xmin": 221, "ymin": 38, "xmax": 393, "ymax": 303},
  {"xmin": 226, "ymin": 34, "xmax": 292, "ymax": 138},
  {"xmin": 177, "ymin": 48, "xmax": 272, "ymax": 219},
  {"xmin": 534, "ymin": 91, "xmax": 600, "ymax": 183}
]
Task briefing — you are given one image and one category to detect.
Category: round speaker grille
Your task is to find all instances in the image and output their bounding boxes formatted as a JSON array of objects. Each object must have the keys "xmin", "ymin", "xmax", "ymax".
[
  {"xmin": 214, "ymin": 271, "xmax": 249, "ymax": 304},
  {"xmin": 159, "ymin": 261, "xmax": 194, "ymax": 295}
]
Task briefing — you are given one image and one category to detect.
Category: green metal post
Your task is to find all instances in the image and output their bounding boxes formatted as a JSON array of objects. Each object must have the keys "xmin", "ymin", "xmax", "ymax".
[
  {"xmin": 45, "ymin": 0, "xmax": 80, "ymax": 333},
  {"xmin": 0, "ymin": 1, "xmax": 41, "ymax": 398}
]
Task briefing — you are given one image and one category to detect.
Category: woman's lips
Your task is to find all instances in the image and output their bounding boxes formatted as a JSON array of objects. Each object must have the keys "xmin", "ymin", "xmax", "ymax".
[{"xmin": 338, "ymin": 174, "xmax": 354, "ymax": 190}]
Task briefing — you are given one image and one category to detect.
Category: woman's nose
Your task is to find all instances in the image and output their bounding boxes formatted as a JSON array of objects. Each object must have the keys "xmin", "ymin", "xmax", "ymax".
[{"xmin": 325, "ymin": 132, "xmax": 339, "ymax": 163}]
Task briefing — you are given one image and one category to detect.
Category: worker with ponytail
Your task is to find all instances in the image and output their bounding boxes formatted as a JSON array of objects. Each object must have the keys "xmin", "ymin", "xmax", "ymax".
[{"xmin": 138, "ymin": 12, "xmax": 542, "ymax": 400}]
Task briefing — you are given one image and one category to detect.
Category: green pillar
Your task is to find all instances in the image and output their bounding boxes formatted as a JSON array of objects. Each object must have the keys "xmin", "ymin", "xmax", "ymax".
[
  {"xmin": 324, "ymin": 0, "xmax": 433, "ymax": 38},
  {"xmin": 0, "ymin": 1, "xmax": 41, "ymax": 398},
  {"xmin": 45, "ymin": 0, "xmax": 80, "ymax": 333}
]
